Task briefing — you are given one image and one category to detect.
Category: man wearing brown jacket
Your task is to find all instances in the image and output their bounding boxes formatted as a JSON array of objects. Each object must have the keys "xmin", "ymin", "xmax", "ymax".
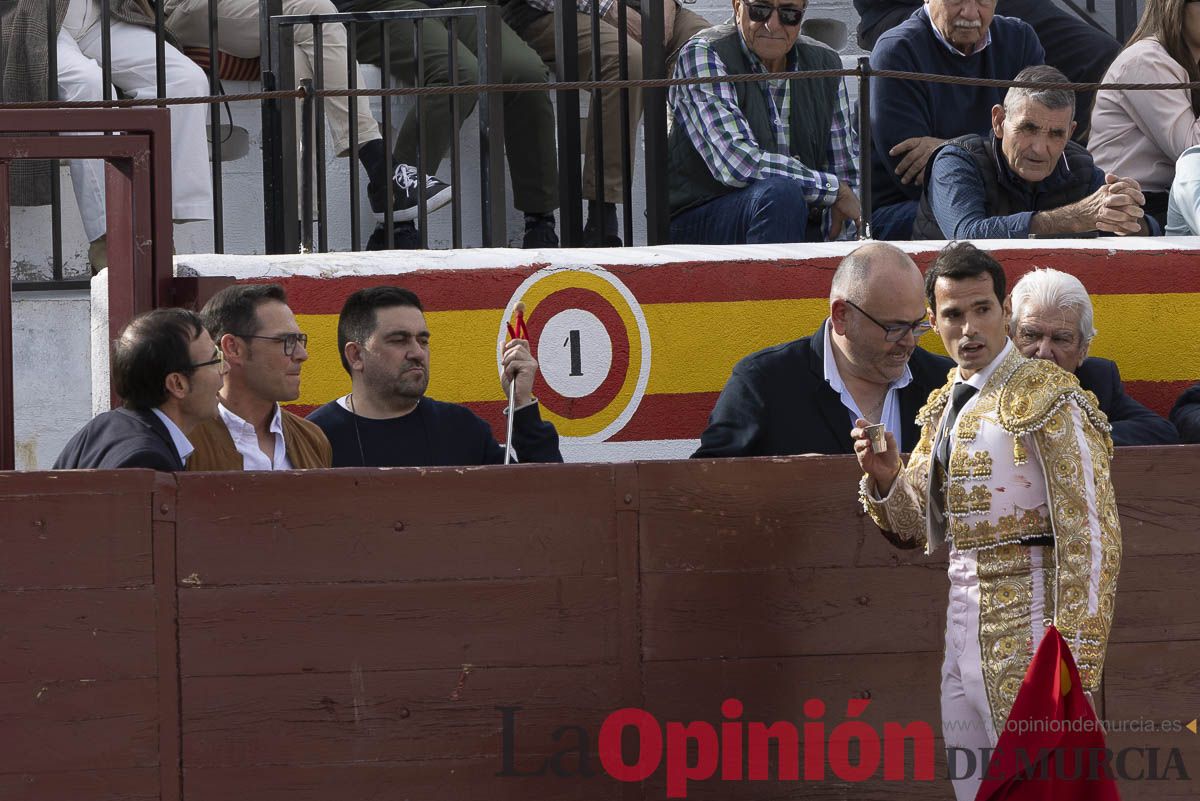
[{"xmin": 189, "ymin": 284, "xmax": 331, "ymax": 470}]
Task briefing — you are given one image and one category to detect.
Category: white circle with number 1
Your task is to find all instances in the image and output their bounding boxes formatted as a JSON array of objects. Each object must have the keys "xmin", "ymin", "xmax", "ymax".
[{"xmin": 536, "ymin": 309, "xmax": 613, "ymax": 398}]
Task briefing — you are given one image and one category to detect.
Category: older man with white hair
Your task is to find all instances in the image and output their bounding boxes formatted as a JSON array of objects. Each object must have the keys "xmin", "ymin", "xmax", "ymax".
[{"xmin": 1009, "ymin": 267, "xmax": 1178, "ymax": 445}]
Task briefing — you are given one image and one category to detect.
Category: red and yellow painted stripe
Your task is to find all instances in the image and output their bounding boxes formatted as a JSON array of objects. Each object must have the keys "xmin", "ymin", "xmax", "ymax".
[{"xmin": 271, "ymin": 247, "xmax": 1200, "ymax": 444}]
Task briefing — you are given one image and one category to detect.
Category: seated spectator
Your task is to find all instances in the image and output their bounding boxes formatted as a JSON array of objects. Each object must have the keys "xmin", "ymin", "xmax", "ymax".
[
  {"xmin": 307, "ymin": 286, "xmax": 562, "ymax": 466},
  {"xmin": 867, "ymin": 0, "xmax": 1043, "ymax": 240},
  {"xmin": 54, "ymin": 309, "xmax": 226, "ymax": 470},
  {"xmin": 854, "ymin": 0, "xmax": 1119, "ymax": 140},
  {"xmin": 164, "ymin": 0, "xmax": 415, "ymax": 248},
  {"xmin": 1091, "ymin": 0, "xmax": 1200, "ymax": 230},
  {"xmin": 914, "ymin": 66, "xmax": 1154, "ymax": 239},
  {"xmin": 666, "ymin": 1, "xmax": 860, "ymax": 245},
  {"xmin": 1170, "ymin": 381, "xmax": 1200, "ymax": 443},
  {"xmin": 693, "ymin": 242, "xmax": 953, "ymax": 457},
  {"xmin": 334, "ymin": 0, "xmax": 562, "ymax": 249},
  {"xmin": 1166, "ymin": 145, "xmax": 1200, "ymax": 234},
  {"xmin": 2, "ymin": 0, "xmax": 212, "ymax": 273},
  {"xmin": 1009, "ymin": 267, "xmax": 1178, "ymax": 446},
  {"xmin": 500, "ymin": 0, "xmax": 710, "ymax": 245},
  {"xmin": 188, "ymin": 284, "xmax": 332, "ymax": 470}
]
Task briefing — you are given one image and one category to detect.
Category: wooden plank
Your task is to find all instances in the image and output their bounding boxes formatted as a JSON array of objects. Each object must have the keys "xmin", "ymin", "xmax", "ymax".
[
  {"xmin": 174, "ymin": 466, "xmax": 618, "ymax": 585},
  {"xmin": 184, "ymin": 759, "xmax": 626, "ymax": 801},
  {"xmin": 0, "ymin": 470, "xmax": 159, "ymax": 495},
  {"xmin": 1102, "ymin": 641, "xmax": 1200, "ymax": 720},
  {"xmin": 0, "ymin": 768, "xmax": 159, "ymax": 800},
  {"xmin": 1099, "ymin": 731, "xmax": 1199, "ymax": 800},
  {"xmin": 638, "ymin": 457, "xmax": 869, "ymax": 572},
  {"xmin": 152, "ymin": 476, "xmax": 181, "ymax": 801},
  {"xmin": 1110, "ymin": 448, "xmax": 1200, "ymax": 557},
  {"xmin": 0, "ymin": 678, "xmax": 158, "ymax": 773},
  {"xmin": 0, "ymin": 491, "xmax": 152, "ymax": 590},
  {"xmin": 642, "ymin": 567, "xmax": 947, "ymax": 661},
  {"xmin": 642, "ymin": 652, "xmax": 944, "ymax": 732},
  {"xmin": 179, "ymin": 577, "xmax": 621, "ymax": 676},
  {"xmin": 0, "ymin": 588, "xmax": 157, "ymax": 682},
  {"xmin": 1108, "ymin": 555, "xmax": 1200, "ymax": 643},
  {"xmin": 183, "ymin": 665, "xmax": 622, "ymax": 766}
]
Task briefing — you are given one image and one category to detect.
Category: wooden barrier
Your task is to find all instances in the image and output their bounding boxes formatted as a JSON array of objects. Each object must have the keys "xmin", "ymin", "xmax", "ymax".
[{"xmin": 1, "ymin": 450, "xmax": 1198, "ymax": 799}]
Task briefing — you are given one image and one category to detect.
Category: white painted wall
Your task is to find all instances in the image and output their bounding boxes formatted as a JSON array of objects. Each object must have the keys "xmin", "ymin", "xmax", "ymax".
[{"xmin": 11, "ymin": 290, "xmax": 93, "ymax": 470}]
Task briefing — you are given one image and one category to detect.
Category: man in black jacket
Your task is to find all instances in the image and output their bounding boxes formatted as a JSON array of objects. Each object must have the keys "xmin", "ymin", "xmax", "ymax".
[
  {"xmin": 308, "ymin": 286, "xmax": 562, "ymax": 466},
  {"xmin": 693, "ymin": 242, "xmax": 954, "ymax": 457},
  {"xmin": 1171, "ymin": 383, "xmax": 1200, "ymax": 444},
  {"xmin": 1009, "ymin": 268, "xmax": 1178, "ymax": 446},
  {"xmin": 54, "ymin": 309, "xmax": 226, "ymax": 470}
]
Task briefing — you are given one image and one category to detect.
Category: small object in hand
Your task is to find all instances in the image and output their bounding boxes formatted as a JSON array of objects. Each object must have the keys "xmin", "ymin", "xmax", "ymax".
[{"xmin": 865, "ymin": 424, "xmax": 887, "ymax": 453}]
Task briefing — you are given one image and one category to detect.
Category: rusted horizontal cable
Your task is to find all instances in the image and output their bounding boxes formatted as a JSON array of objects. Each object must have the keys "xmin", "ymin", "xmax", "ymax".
[{"xmin": 2, "ymin": 68, "xmax": 1199, "ymax": 110}]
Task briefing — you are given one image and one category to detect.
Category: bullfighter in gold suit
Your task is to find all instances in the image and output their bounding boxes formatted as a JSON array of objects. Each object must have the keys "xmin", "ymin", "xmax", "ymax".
[{"xmin": 853, "ymin": 243, "xmax": 1121, "ymax": 801}]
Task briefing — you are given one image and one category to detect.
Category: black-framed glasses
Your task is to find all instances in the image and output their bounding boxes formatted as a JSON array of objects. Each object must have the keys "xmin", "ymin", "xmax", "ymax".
[
  {"xmin": 745, "ymin": 2, "xmax": 805, "ymax": 26},
  {"xmin": 233, "ymin": 332, "xmax": 309, "ymax": 356},
  {"xmin": 190, "ymin": 349, "xmax": 226, "ymax": 370},
  {"xmin": 845, "ymin": 300, "xmax": 932, "ymax": 342}
]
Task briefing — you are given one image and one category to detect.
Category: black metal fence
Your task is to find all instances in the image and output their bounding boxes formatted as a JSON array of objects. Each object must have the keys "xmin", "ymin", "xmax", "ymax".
[{"xmin": 0, "ymin": 0, "xmax": 1142, "ymax": 283}]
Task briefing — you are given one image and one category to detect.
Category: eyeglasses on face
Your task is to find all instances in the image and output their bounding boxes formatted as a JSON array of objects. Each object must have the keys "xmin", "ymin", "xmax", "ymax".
[
  {"xmin": 190, "ymin": 349, "xmax": 226, "ymax": 371},
  {"xmin": 233, "ymin": 332, "xmax": 309, "ymax": 356},
  {"xmin": 845, "ymin": 299, "xmax": 932, "ymax": 342},
  {"xmin": 744, "ymin": 2, "xmax": 805, "ymax": 26}
]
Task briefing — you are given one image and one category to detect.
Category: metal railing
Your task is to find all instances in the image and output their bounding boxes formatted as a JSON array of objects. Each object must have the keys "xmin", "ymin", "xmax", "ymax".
[
  {"xmin": 0, "ymin": 0, "xmax": 1158, "ymax": 277},
  {"xmin": 264, "ymin": 5, "xmax": 506, "ymax": 253}
]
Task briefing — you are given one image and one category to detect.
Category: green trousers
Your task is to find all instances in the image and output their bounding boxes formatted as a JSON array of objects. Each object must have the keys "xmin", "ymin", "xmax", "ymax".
[{"xmin": 350, "ymin": 0, "xmax": 559, "ymax": 213}]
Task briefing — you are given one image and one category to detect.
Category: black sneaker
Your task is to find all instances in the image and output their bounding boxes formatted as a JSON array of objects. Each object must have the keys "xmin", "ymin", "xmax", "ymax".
[
  {"xmin": 583, "ymin": 202, "xmax": 621, "ymax": 247},
  {"xmin": 522, "ymin": 213, "xmax": 559, "ymax": 248},
  {"xmin": 366, "ymin": 220, "xmax": 420, "ymax": 250},
  {"xmin": 368, "ymin": 163, "xmax": 452, "ymax": 222}
]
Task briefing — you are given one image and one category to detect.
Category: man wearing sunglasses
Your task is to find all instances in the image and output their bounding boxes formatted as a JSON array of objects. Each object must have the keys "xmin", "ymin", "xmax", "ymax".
[
  {"xmin": 55, "ymin": 309, "xmax": 227, "ymax": 470},
  {"xmin": 694, "ymin": 242, "xmax": 952, "ymax": 457},
  {"xmin": 187, "ymin": 284, "xmax": 333, "ymax": 470},
  {"xmin": 666, "ymin": 0, "xmax": 862, "ymax": 244}
]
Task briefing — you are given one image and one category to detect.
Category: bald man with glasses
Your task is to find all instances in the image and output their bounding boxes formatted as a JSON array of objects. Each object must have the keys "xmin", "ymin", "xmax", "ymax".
[
  {"xmin": 187, "ymin": 283, "xmax": 332, "ymax": 471},
  {"xmin": 694, "ymin": 242, "xmax": 953, "ymax": 457},
  {"xmin": 666, "ymin": 0, "xmax": 861, "ymax": 244}
]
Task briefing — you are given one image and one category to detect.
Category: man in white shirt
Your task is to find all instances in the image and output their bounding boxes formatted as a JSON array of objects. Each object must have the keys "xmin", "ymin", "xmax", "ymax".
[{"xmin": 188, "ymin": 284, "xmax": 332, "ymax": 470}]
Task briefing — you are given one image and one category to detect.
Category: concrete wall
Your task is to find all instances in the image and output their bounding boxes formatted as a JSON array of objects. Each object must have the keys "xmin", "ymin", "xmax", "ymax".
[{"xmin": 10, "ymin": 290, "xmax": 92, "ymax": 470}]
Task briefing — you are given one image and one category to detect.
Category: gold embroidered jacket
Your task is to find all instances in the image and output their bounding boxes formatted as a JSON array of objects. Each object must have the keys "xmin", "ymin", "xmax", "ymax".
[{"xmin": 860, "ymin": 347, "xmax": 1122, "ymax": 698}]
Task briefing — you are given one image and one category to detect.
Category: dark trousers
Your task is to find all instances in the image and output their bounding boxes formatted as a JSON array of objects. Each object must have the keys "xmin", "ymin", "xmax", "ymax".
[
  {"xmin": 348, "ymin": 0, "xmax": 559, "ymax": 212},
  {"xmin": 669, "ymin": 177, "xmax": 824, "ymax": 245}
]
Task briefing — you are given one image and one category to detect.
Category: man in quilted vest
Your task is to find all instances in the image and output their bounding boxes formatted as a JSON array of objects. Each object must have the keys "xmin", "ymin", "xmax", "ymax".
[
  {"xmin": 666, "ymin": 0, "xmax": 860, "ymax": 244},
  {"xmin": 853, "ymin": 242, "xmax": 1121, "ymax": 801}
]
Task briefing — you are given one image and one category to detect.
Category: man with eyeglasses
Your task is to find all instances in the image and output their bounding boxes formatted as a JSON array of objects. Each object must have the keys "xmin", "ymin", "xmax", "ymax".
[
  {"xmin": 865, "ymin": 0, "xmax": 1045, "ymax": 240},
  {"xmin": 854, "ymin": 242, "xmax": 1121, "ymax": 801},
  {"xmin": 187, "ymin": 284, "xmax": 333, "ymax": 470},
  {"xmin": 693, "ymin": 242, "xmax": 952, "ymax": 457},
  {"xmin": 55, "ymin": 309, "xmax": 226, "ymax": 470},
  {"xmin": 1009, "ymin": 267, "xmax": 1177, "ymax": 446},
  {"xmin": 666, "ymin": 0, "xmax": 861, "ymax": 245}
]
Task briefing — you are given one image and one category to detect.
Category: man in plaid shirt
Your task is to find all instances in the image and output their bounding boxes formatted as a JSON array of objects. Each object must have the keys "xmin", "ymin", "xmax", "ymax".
[{"xmin": 666, "ymin": 0, "xmax": 860, "ymax": 244}]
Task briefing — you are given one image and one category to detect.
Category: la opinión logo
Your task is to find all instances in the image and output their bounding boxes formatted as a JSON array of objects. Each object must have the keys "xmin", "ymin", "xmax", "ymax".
[{"xmin": 498, "ymin": 698, "xmax": 937, "ymax": 797}]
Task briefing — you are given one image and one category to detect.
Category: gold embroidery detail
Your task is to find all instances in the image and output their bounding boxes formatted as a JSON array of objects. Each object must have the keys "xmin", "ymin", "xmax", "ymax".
[
  {"xmin": 948, "ymin": 507, "xmax": 1050, "ymax": 551},
  {"xmin": 978, "ymin": 543, "xmax": 1036, "ymax": 732}
]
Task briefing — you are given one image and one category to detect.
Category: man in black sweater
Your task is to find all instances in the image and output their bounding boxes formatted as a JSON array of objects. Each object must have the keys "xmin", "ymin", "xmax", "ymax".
[{"xmin": 307, "ymin": 286, "xmax": 562, "ymax": 466}]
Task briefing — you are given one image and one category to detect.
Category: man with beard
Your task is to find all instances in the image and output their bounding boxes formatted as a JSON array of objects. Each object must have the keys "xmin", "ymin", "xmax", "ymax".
[
  {"xmin": 307, "ymin": 286, "xmax": 562, "ymax": 466},
  {"xmin": 693, "ymin": 242, "xmax": 953, "ymax": 457},
  {"xmin": 188, "ymin": 284, "xmax": 332, "ymax": 470}
]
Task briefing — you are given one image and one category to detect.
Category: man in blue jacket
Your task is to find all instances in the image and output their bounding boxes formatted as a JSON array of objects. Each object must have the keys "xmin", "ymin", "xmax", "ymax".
[
  {"xmin": 1009, "ymin": 268, "xmax": 1178, "ymax": 446},
  {"xmin": 865, "ymin": 0, "xmax": 1043, "ymax": 240},
  {"xmin": 913, "ymin": 66, "xmax": 1153, "ymax": 240}
]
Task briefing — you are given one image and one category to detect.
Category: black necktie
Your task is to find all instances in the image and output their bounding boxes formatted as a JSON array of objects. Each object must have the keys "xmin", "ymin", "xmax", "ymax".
[
  {"xmin": 929, "ymin": 383, "xmax": 979, "ymax": 545},
  {"xmin": 936, "ymin": 383, "xmax": 979, "ymax": 470}
]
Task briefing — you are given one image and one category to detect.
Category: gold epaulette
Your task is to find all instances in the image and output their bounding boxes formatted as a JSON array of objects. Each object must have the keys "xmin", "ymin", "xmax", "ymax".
[
  {"xmin": 997, "ymin": 357, "xmax": 1112, "ymax": 437},
  {"xmin": 915, "ymin": 368, "xmax": 959, "ymax": 427}
]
